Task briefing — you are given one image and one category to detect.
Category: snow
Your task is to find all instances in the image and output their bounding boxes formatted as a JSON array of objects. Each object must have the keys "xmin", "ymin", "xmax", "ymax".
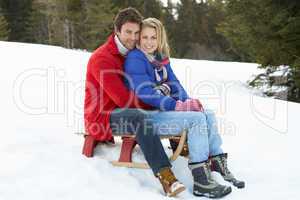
[{"xmin": 0, "ymin": 41, "xmax": 299, "ymax": 200}]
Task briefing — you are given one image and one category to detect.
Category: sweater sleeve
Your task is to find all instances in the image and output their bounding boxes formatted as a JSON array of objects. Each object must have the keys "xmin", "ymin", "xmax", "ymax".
[
  {"xmin": 124, "ymin": 53, "xmax": 177, "ymax": 111},
  {"xmin": 165, "ymin": 62, "xmax": 189, "ymax": 101}
]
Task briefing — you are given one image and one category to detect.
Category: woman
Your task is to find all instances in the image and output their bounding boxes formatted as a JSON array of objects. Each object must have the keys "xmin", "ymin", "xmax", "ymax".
[{"xmin": 124, "ymin": 18, "xmax": 245, "ymax": 198}]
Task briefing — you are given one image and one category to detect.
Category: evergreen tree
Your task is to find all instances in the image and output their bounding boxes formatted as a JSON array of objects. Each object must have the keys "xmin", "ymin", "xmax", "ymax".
[
  {"xmin": 173, "ymin": 0, "xmax": 198, "ymax": 58},
  {"xmin": 26, "ymin": 0, "xmax": 49, "ymax": 44},
  {"xmin": 111, "ymin": 0, "xmax": 142, "ymax": 9},
  {"xmin": 0, "ymin": 12, "xmax": 9, "ymax": 40},
  {"xmin": 205, "ymin": 0, "xmax": 239, "ymax": 60},
  {"xmin": 161, "ymin": 0, "xmax": 177, "ymax": 56},
  {"xmin": 141, "ymin": 0, "xmax": 163, "ymax": 19},
  {"xmin": 111, "ymin": 0, "xmax": 163, "ymax": 19},
  {"xmin": 219, "ymin": 0, "xmax": 300, "ymax": 101},
  {"xmin": 82, "ymin": 0, "xmax": 117, "ymax": 50},
  {"xmin": 27, "ymin": 0, "xmax": 115, "ymax": 50},
  {"xmin": 0, "ymin": 0, "xmax": 33, "ymax": 42},
  {"xmin": 173, "ymin": 0, "xmax": 229, "ymax": 59}
]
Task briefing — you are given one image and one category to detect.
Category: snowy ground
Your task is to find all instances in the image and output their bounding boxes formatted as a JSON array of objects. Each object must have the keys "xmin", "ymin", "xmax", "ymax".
[{"xmin": 0, "ymin": 41, "xmax": 299, "ymax": 200}]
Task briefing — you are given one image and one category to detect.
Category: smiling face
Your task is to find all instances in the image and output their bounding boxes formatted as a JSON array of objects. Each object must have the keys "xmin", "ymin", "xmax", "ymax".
[
  {"xmin": 116, "ymin": 22, "xmax": 140, "ymax": 50},
  {"xmin": 140, "ymin": 26, "xmax": 158, "ymax": 54}
]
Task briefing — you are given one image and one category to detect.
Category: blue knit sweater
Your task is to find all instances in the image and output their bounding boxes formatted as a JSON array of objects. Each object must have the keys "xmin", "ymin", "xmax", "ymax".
[{"xmin": 124, "ymin": 49, "xmax": 189, "ymax": 111}]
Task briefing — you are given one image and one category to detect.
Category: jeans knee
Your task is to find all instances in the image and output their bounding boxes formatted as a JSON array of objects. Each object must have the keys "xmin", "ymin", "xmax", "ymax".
[
  {"xmin": 189, "ymin": 112, "xmax": 207, "ymax": 125},
  {"xmin": 204, "ymin": 109, "xmax": 215, "ymax": 118},
  {"xmin": 180, "ymin": 111, "xmax": 205, "ymax": 120}
]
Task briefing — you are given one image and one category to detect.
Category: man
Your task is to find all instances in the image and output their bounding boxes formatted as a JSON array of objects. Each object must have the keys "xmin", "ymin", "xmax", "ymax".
[{"xmin": 83, "ymin": 7, "xmax": 185, "ymax": 197}]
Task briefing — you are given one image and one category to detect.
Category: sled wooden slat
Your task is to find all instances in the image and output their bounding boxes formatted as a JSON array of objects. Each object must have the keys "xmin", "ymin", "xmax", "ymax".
[
  {"xmin": 82, "ymin": 131, "xmax": 187, "ymax": 169},
  {"xmin": 169, "ymin": 130, "xmax": 187, "ymax": 162},
  {"xmin": 110, "ymin": 161, "xmax": 150, "ymax": 169}
]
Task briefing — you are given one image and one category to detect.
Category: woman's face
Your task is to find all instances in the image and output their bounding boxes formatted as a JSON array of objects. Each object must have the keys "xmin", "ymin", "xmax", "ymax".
[{"xmin": 140, "ymin": 27, "xmax": 158, "ymax": 54}]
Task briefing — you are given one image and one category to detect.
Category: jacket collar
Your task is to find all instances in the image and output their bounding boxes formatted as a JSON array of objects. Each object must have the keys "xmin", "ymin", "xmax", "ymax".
[
  {"xmin": 114, "ymin": 35, "xmax": 129, "ymax": 56},
  {"xmin": 106, "ymin": 33, "xmax": 129, "ymax": 57},
  {"xmin": 106, "ymin": 33, "xmax": 120, "ymax": 55}
]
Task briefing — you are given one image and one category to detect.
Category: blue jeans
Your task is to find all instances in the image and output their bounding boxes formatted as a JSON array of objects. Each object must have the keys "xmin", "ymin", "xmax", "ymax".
[
  {"xmin": 110, "ymin": 108, "xmax": 223, "ymax": 172},
  {"xmin": 147, "ymin": 109, "xmax": 223, "ymax": 163},
  {"xmin": 110, "ymin": 108, "xmax": 171, "ymax": 174}
]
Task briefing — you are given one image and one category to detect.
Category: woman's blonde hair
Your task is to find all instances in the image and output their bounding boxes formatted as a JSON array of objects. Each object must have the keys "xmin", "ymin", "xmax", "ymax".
[{"xmin": 141, "ymin": 18, "xmax": 170, "ymax": 58}]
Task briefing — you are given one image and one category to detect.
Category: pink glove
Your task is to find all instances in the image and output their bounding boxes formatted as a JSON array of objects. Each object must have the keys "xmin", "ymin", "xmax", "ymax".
[
  {"xmin": 175, "ymin": 100, "xmax": 186, "ymax": 111},
  {"xmin": 184, "ymin": 99, "xmax": 203, "ymax": 111},
  {"xmin": 191, "ymin": 99, "xmax": 204, "ymax": 112},
  {"xmin": 175, "ymin": 99, "xmax": 204, "ymax": 112}
]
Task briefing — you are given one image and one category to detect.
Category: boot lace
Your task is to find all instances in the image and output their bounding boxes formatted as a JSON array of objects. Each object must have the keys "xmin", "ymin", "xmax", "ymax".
[
  {"xmin": 204, "ymin": 162, "xmax": 218, "ymax": 185},
  {"xmin": 220, "ymin": 156, "xmax": 234, "ymax": 179}
]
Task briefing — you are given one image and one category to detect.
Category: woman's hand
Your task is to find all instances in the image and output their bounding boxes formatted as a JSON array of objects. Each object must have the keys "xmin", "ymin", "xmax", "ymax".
[
  {"xmin": 175, "ymin": 99, "xmax": 204, "ymax": 112},
  {"xmin": 175, "ymin": 100, "xmax": 185, "ymax": 111},
  {"xmin": 192, "ymin": 99, "xmax": 204, "ymax": 112}
]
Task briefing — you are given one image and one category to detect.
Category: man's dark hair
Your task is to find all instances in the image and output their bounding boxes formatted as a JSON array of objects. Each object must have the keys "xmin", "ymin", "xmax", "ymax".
[{"xmin": 114, "ymin": 7, "xmax": 143, "ymax": 32}]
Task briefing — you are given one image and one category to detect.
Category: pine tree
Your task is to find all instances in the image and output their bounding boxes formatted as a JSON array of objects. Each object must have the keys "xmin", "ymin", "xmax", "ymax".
[
  {"xmin": 111, "ymin": 0, "xmax": 143, "ymax": 10},
  {"xmin": 0, "ymin": 12, "xmax": 9, "ymax": 40},
  {"xmin": 26, "ymin": 0, "xmax": 49, "ymax": 44},
  {"xmin": 26, "ymin": 0, "xmax": 115, "ymax": 50},
  {"xmin": 205, "ymin": 0, "xmax": 238, "ymax": 60},
  {"xmin": 30, "ymin": 0, "xmax": 64, "ymax": 46},
  {"xmin": 141, "ymin": 0, "xmax": 163, "ymax": 19},
  {"xmin": 219, "ymin": 0, "xmax": 300, "ymax": 101},
  {"xmin": 0, "ymin": 0, "xmax": 33, "ymax": 42},
  {"xmin": 61, "ymin": 0, "xmax": 86, "ymax": 48},
  {"xmin": 111, "ymin": 0, "xmax": 163, "ymax": 19},
  {"xmin": 172, "ymin": 0, "xmax": 235, "ymax": 60},
  {"xmin": 81, "ymin": 0, "xmax": 117, "ymax": 50},
  {"xmin": 161, "ymin": 0, "xmax": 177, "ymax": 56},
  {"xmin": 174, "ymin": 0, "xmax": 198, "ymax": 58}
]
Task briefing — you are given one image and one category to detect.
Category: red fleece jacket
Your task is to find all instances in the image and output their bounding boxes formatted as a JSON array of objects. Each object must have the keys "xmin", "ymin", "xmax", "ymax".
[{"xmin": 84, "ymin": 34, "xmax": 151, "ymax": 141}]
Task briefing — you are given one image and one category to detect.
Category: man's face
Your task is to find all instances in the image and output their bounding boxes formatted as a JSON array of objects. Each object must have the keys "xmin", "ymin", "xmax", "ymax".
[{"xmin": 116, "ymin": 22, "xmax": 140, "ymax": 50}]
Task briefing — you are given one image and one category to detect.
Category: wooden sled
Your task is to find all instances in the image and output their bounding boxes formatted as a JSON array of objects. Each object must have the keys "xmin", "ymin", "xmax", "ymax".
[{"xmin": 82, "ymin": 131, "xmax": 187, "ymax": 169}]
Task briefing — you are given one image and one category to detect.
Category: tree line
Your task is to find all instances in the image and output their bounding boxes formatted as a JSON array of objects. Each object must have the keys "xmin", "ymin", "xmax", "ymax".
[{"xmin": 0, "ymin": 0, "xmax": 299, "ymax": 102}]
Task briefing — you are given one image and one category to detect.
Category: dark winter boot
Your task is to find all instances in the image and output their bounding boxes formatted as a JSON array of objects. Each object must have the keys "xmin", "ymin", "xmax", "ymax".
[
  {"xmin": 189, "ymin": 161, "xmax": 232, "ymax": 198},
  {"xmin": 156, "ymin": 167, "xmax": 186, "ymax": 197},
  {"xmin": 210, "ymin": 153, "xmax": 245, "ymax": 189}
]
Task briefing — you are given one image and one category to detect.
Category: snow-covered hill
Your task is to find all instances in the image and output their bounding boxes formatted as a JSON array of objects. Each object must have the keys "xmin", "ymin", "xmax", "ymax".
[{"xmin": 0, "ymin": 41, "xmax": 299, "ymax": 200}]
